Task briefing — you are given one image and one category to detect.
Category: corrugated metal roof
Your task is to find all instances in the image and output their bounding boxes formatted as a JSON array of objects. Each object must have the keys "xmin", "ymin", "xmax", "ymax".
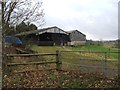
[{"xmin": 68, "ymin": 30, "xmax": 86, "ymax": 36}]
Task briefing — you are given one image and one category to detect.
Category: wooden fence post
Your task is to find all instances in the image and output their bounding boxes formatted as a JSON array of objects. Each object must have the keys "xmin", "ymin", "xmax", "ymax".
[
  {"xmin": 104, "ymin": 52, "xmax": 107, "ymax": 77},
  {"xmin": 7, "ymin": 56, "xmax": 13, "ymax": 75},
  {"xmin": 56, "ymin": 50, "xmax": 62, "ymax": 71}
]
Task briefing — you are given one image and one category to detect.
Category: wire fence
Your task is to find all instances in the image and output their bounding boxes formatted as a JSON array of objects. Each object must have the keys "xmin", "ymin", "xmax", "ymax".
[{"xmin": 60, "ymin": 50, "xmax": 119, "ymax": 78}]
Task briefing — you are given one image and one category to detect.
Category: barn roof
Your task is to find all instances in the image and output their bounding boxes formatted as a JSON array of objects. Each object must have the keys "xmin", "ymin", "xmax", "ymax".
[
  {"xmin": 68, "ymin": 30, "xmax": 86, "ymax": 36},
  {"xmin": 37, "ymin": 26, "xmax": 69, "ymax": 35},
  {"xmin": 15, "ymin": 26, "xmax": 69, "ymax": 36}
]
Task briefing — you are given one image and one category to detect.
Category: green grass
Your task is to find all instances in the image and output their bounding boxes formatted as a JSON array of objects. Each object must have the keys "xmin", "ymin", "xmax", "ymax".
[
  {"xmin": 31, "ymin": 44, "xmax": 119, "ymax": 52},
  {"xmin": 31, "ymin": 46, "xmax": 70, "ymax": 53},
  {"xmin": 71, "ymin": 44, "xmax": 119, "ymax": 51},
  {"xmin": 71, "ymin": 45, "xmax": 119, "ymax": 60},
  {"xmin": 31, "ymin": 45, "xmax": 119, "ymax": 60}
]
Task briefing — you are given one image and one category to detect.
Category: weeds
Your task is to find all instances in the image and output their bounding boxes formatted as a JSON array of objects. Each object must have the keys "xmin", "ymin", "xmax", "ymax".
[{"xmin": 2, "ymin": 70, "xmax": 119, "ymax": 88}]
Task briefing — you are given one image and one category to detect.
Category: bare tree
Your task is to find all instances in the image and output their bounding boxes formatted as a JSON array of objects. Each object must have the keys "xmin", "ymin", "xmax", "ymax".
[{"xmin": 1, "ymin": 0, "xmax": 45, "ymax": 35}]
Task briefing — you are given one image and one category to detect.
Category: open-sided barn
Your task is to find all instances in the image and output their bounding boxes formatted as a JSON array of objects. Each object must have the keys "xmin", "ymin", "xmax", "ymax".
[
  {"xmin": 15, "ymin": 26, "xmax": 70, "ymax": 46},
  {"xmin": 37, "ymin": 26, "xmax": 70, "ymax": 46}
]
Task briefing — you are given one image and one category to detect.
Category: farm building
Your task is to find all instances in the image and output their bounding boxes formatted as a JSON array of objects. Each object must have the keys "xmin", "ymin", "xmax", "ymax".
[
  {"xmin": 37, "ymin": 26, "xmax": 70, "ymax": 46},
  {"xmin": 15, "ymin": 26, "xmax": 70, "ymax": 46},
  {"xmin": 68, "ymin": 30, "xmax": 86, "ymax": 46},
  {"xmin": 15, "ymin": 26, "xmax": 86, "ymax": 46}
]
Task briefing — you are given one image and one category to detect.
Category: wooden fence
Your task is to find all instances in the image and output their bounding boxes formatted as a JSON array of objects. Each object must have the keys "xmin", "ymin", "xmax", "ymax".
[
  {"xmin": 6, "ymin": 50, "xmax": 62, "ymax": 73},
  {"xmin": 60, "ymin": 50, "xmax": 119, "ymax": 77},
  {"xmin": 5, "ymin": 50, "xmax": 119, "ymax": 77}
]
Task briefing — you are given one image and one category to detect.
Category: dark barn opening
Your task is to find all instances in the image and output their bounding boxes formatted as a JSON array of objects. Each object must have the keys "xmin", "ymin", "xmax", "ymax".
[{"xmin": 38, "ymin": 32, "xmax": 70, "ymax": 46}]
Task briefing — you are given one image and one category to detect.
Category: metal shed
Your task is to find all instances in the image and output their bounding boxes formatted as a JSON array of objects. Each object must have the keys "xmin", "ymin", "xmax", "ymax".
[{"xmin": 68, "ymin": 30, "xmax": 86, "ymax": 46}]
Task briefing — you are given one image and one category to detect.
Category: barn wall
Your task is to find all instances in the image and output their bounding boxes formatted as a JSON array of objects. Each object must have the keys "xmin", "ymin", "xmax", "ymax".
[
  {"xmin": 69, "ymin": 30, "xmax": 86, "ymax": 46},
  {"xmin": 69, "ymin": 31, "xmax": 86, "ymax": 41},
  {"xmin": 38, "ymin": 41, "xmax": 68, "ymax": 46},
  {"xmin": 68, "ymin": 41, "xmax": 86, "ymax": 46}
]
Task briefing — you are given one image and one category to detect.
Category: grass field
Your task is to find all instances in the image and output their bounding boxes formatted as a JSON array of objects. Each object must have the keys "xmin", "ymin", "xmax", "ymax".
[
  {"xmin": 31, "ymin": 44, "xmax": 119, "ymax": 60},
  {"xmin": 31, "ymin": 44, "xmax": 119, "ymax": 52}
]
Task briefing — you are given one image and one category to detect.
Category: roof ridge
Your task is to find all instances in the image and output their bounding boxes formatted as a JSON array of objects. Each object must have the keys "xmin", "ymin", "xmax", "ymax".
[{"xmin": 68, "ymin": 30, "xmax": 86, "ymax": 36}]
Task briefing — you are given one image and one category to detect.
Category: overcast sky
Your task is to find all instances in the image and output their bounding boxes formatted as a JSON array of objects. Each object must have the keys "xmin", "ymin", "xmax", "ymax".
[{"xmin": 40, "ymin": 0, "xmax": 119, "ymax": 40}]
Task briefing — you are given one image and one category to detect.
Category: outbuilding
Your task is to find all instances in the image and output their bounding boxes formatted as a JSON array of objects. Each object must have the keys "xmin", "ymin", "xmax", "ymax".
[{"xmin": 68, "ymin": 30, "xmax": 86, "ymax": 46}]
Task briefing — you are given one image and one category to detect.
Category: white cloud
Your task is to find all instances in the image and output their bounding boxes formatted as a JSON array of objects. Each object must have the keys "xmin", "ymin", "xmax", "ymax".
[{"xmin": 41, "ymin": 0, "xmax": 119, "ymax": 40}]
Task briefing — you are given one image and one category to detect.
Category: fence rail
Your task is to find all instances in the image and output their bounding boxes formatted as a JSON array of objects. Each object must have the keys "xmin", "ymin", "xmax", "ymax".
[
  {"xmin": 60, "ymin": 50, "xmax": 119, "ymax": 77},
  {"xmin": 60, "ymin": 50, "xmax": 119, "ymax": 53},
  {"xmin": 6, "ymin": 50, "xmax": 62, "ymax": 73},
  {"xmin": 6, "ymin": 53, "xmax": 57, "ymax": 57},
  {"xmin": 7, "ymin": 61, "xmax": 57, "ymax": 66},
  {"xmin": 80, "ymin": 58, "xmax": 118, "ymax": 62}
]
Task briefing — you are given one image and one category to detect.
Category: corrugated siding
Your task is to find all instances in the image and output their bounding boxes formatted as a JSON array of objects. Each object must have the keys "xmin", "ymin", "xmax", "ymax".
[
  {"xmin": 38, "ymin": 27, "xmax": 68, "ymax": 35},
  {"xmin": 70, "ymin": 31, "xmax": 86, "ymax": 41}
]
